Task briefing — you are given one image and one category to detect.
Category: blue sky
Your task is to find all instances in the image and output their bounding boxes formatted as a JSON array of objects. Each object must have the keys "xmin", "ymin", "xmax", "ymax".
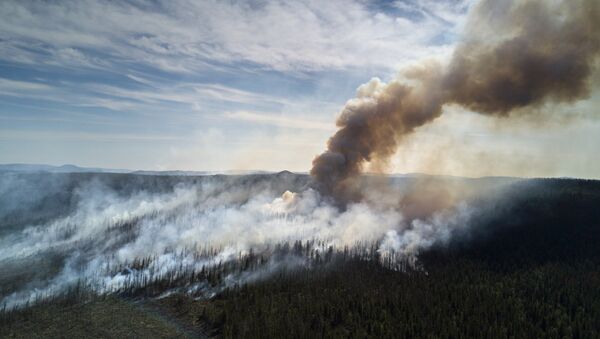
[{"xmin": 1, "ymin": 0, "xmax": 599, "ymax": 177}]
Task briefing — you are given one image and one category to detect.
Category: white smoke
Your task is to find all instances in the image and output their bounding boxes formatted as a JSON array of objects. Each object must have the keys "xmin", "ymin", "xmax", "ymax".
[
  {"xmin": 0, "ymin": 176, "xmax": 473, "ymax": 309},
  {"xmin": 379, "ymin": 202, "xmax": 472, "ymax": 257}
]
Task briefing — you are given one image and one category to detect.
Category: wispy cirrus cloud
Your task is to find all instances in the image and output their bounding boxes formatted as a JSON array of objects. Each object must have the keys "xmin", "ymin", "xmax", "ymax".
[
  {"xmin": 0, "ymin": 0, "xmax": 464, "ymax": 74},
  {"xmin": 0, "ymin": 78, "xmax": 52, "ymax": 93},
  {"xmin": 0, "ymin": 0, "xmax": 486, "ymax": 172},
  {"xmin": 0, "ymin": 130, "xmax": 185, "ymax": 142},
  {"xmin": 0, "ymin": 0, "xmax": 468, "ymax": 118}
]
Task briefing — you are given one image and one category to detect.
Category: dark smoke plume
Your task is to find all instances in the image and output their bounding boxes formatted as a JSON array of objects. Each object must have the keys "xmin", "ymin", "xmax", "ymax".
[{"xmin": 311, "ymin": 0, "xmax": 600, "ymax": 199}]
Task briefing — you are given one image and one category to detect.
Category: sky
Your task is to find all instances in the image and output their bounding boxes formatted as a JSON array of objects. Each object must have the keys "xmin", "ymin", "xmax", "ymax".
[{"xmin": 0, "ymin": 0, "xmax": 599, "ymax": 178}]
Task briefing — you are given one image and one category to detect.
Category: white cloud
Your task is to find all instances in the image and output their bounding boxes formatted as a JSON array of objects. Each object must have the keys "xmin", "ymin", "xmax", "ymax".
[
  {"xmin": 394, "ymin": 0, "xmax": 476, "ymax": 26},
  {"xmin": 0, "ymin": 0, "xmax": 464, "ymax": 73},
  {"xmin": 0, "ymin": 130, "xmax": 185, "ymax": 142},
  {"xmin": 0, "ymin": 78, "xmax": 51, "ymax": 92}
]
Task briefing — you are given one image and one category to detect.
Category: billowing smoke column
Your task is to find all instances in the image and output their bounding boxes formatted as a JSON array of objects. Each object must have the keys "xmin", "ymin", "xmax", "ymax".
[{"xmin": 311, "ymin": 0, "xmax": 600, "ymax": 198}]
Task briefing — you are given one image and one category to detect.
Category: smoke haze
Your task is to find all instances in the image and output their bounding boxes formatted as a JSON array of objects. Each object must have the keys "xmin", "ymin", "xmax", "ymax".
[{"xmin": 1, "ymin": 172, "xmax": 487, "ymax": 309}]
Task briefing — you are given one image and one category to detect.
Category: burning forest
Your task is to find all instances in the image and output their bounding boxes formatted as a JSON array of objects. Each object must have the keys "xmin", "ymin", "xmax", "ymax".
[{"xmin": 1, "ymin": 0, "xmax": 600, "ymax": 337}]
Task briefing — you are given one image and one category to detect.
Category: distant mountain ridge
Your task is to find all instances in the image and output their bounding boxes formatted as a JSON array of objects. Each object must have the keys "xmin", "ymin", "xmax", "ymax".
[
  {"xmin": 0, "ymin": 163, "xmax": 129, "ymax": 174},
  {"xmin": 0, "ymin": 163, "xmax": 273, "ymax": 176},
  {"xmin": 0, "ymin": 163, "xmax": 583, "ymax": 180}
]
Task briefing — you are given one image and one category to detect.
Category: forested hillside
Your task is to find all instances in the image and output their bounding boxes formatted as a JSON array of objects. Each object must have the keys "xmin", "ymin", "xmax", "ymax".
[
  {"xmin": 200, "ymin": 179, "xmax": 600, "ymax": 338},
  {"xmin": 2, "ymin": 177, "xmax": 600, "ymax": 338}
]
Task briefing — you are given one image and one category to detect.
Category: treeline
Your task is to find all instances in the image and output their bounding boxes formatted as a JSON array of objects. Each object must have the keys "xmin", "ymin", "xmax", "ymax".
[
  {"xmin": 199, "ymin": 179, "xmax": 600, "ymax": 338},
  {"xmin": 208, "ymin": 259, "xmax": 600, "ymax": 338},
  {"xmin": 93, "ymin": 240, "xmax": 414, "ymax": 298},
  {"xmin": 0, "ymin": 238, "xmax": 415, "ymax": 313}
]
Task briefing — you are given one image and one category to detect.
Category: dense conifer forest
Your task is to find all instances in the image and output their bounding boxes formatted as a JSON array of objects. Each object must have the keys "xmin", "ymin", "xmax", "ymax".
[
  {"xmin": 203, "ymin": 179, "xmax": 600, "ymax": 338},
  {"xmin": 1, "ymin": 175, "xmax": 600, "ymax": 338}
]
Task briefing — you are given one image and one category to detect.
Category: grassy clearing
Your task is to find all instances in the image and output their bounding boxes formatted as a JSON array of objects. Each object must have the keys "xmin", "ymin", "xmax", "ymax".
[{"xmin": 0, "ymin": 293, "xmax": 208, "ymax": 338}]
